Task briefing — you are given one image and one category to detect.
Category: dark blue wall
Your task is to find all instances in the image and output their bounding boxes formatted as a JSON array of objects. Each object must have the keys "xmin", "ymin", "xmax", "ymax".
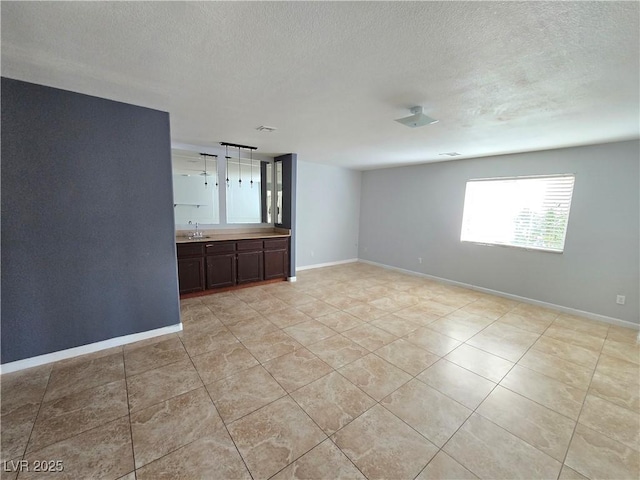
[
  {"xmin": 1, "ymin": 78, "xmax": 180, "ymax": 364},
  {"xmin": 275, "ymin": 153, "xmax": 297, "ymax": 277}
]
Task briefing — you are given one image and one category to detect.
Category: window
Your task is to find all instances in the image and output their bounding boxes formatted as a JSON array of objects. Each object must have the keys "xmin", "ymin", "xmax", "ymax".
[{"xmin": 460, "ymin": 174, "xmax": 575, "ymax": 253}]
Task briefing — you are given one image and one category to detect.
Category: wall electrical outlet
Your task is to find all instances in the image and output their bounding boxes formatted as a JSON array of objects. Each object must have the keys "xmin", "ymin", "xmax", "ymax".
[{"xmin": 616, "ymin": 295, "xmax": 626, "ymax": 305}]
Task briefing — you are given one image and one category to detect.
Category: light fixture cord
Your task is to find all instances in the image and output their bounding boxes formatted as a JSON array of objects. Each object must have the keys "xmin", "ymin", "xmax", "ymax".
[
  {"xmin": 250, "ymin": 150, "xmax": 254, "ymax": 188},
  {"xmin": 225, "ymin": 145, "xmax": 230, "ymax": 187},
  {"xmin": 238, "ymin": 146, "xmax": 242, "ymax": 188},
  {"xmin": 203, "ymin": 154, "xmax": 208, "ymax": 187}
]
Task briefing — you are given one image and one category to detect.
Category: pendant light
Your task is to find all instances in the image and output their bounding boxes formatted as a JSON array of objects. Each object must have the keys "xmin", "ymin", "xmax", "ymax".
[
  {"xmin": 250, "ymin": 149, "xmax": 254, "ymax": 188},
  {"xmin": 203, "ymin": 153, "xmax": 208, "ymax": 188},
  {"xmin": 225, "ymin": 145, "xmax": 230, "ymax": 188},
  {"xmin": 238, "ymin": 146, "xmax": 242, "ymax": 188}
]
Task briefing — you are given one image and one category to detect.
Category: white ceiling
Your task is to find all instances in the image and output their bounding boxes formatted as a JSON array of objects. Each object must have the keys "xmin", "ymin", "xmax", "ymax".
[{"xmin": 2, "ymin": 1, "xmax": 638, "ymax": 170}]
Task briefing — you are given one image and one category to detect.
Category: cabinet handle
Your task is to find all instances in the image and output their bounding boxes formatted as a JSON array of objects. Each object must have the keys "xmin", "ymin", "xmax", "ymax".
[{"xmin": 205, "ymin": 244, "xmax": 214, "ymax": 248}]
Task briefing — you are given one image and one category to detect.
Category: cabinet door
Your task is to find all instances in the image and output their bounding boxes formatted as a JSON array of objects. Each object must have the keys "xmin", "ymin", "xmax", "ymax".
[
  {"xmin": 237, "ymin": 251, "xmax": 264, "ymax": 284},
  {"xmin": 206, "ymin": 254, "xmax": 236, "ymax": 289},
  {"xmin": 178, "ymin": 257, "xmax": 205, "ymax": 294},
  {"xmin": 264, "ymin": 249, "xmax": 288, "ymax": 280}
]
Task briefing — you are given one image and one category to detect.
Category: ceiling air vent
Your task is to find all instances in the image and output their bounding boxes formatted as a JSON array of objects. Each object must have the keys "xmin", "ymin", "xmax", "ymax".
[{"xmin": 256, "ymin": 125, "xmax": 277, "ymax": 132}]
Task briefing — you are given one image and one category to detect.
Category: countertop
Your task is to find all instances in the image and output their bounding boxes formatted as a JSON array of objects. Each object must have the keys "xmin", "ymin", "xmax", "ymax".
[{"xmin": 176, "ymin": 228, "xmax": 290, "ymax": 243}]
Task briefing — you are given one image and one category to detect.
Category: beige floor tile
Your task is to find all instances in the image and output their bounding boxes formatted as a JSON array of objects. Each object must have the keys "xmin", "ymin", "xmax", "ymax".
[
  {"xmin": 346, "ymin": 289, "xmax": 384, "ymax": 303},
  {"xmin": 368, "ymin": 296, "xmax": 405, "ymax": 312},
  {"xmin": 371, "ymin": 315, "xmax": 421, "ymax": 336},
  {"xmin": 414, "ymin": 299, "xmax": 458, "ymax": 317},
  {"xmin": 136, "ymin": 428, "xmax": 251, "ymax": 480},
  {"xmin": 1, "ymin": 365, "xmax": 51, "ymax": 416},
  {"xmin": 179, "ymin": 303, "xmax": 221, "ymax": 328},
  {"xmin": 416, "ymin": 360, "xmax": 495, "ymax": 409},
  {"xmin": 296, "ymin": 299, "xmax": 340, "ymax": 318},
  {"xmin": 510, "ymin": 303, "xmax": 559, "ymax": 323},
  {"xmin": 374, "ymin": 339, "xmax": 439, "ymax": 375},
  {"xmin": 544, "ymin": 324, "xmax": 605, "ymax": 352},
  {"xmin": 264, "ymin": 348, "xmax": 333, "ymax": 393},
  {"xmin": 271, "ymin": 439, "xmax": 366, "ymax": 480},
  {"xmin": 320, "ymin": 293, "xmax": 365, "ymax": 310},
  {"xmin": 54, "ymin": 345, "xmax": 124, "ymax": 369},
  {"xmin": 344, "ymin": 303, "xmax": 388, "ymax": 322},
  {"xmin": 206, "ymin": 364, "xmax": 286, "ymax": 423},
  {"xmin": 416, "ymin": 451, "xmax": 479, "ymax": 480},
  {"xmin": 284, "ymin": 320, "xmax": 337, "ymax": 346},
  {"xmin": 20, "ymin": 417, "xmax": 133, "ymax": 480},
  {"xmin": 588, "ymin": 370, "xmax": 639, "ymax": 412},
  {"xmin": 179, "ymin": 323, "xmax": 239, "ymax": 357},
  {"xmin": 28, "ymin": 379, "xmax": 128, "ymax": 453},
  {"xmin": 215, "ymin": 305, "xmax": 262, "ymax": 325},
  {"xmin": 460, "ymin": 298, "xmax": 516, "ymax": 320},
  {"xmin": 44, "ymin": 352, "xmax": 125, "ymax": 402},
  {"xmin": 596, "ymin": 354, "xmax": 639, "ymax": 385},
  {"xmin": 248, "ymin": 297, "xmax": 290, "ymax": 315},
  {"xmin": 518, "ymin": 348, "xmax": 594, "ymax": 390},
  {"xmin": 427, "ymin": 311, "xmax": 493, "ymax": 342},
  {"xmin": 316, "ymin": 311, "xmax": 365, "ymax": 332},
  {"xmin": 477, "ymin": 386, "xmax": 576, "ymax": 461},
  {"xmin": 444, "ymin": 413, "xmax": 561, "ymax": 479},
  {"xmin": 607, "ymin": 325, "xmax": 640, "ymax": 345},
  {"xmin": 307, "ymin": 334, "xmax": 370, "ymax": 369},
  {"xmin": 601, "ymin": 337, "xmax": 640, "ymax": 365},
  {"xmin": 339, "ymin": 353, "xmax": 412, "ymax": 401},
  {"xmin": 565, "ymin": 423, "xmax": 640, "ymax": 480},
  {"xmin": 126, "ymin": 359, "xmax": 202, "ymax": 412},
  {"xmin": 192, "ymin": 342, "xmax": 259, "ymax": 384},
  {"xmin": 332, "ymin": 404, "xmax": 438, "ymax": 480},
  {"xmin": 404, "ymin": 327, "xmax": 461, "ymax": 356},
  {"xmin": 393, "ymin": 305, "xmax": 440, "ymax": 326},
  {"xmin": 553, "ymin": 314, "xmax": 610, "ymax": 338},
  {"xmin": 445, "ymin": 344, "xmax": 514, "ymax": 383},
  {"xmin": 228, "ymin": 396, "xmax": 326, "ymax": 479},
  {"xmin": 130, "ymin": 387, "xmax": 222, "ymax": 469},
  {"xmin": 291, "ymin": 371, "xmax": 375, "ymax": 435},
  {"xmin": 467, "ymin": 327, "xmax": 536, "ymax": 363},
  {"xmin": 342, "ymin": 324, "xmax": 397, "ymax": 351},
  {"xmin": 124, "ymin": 337, "xmax": 188, "ymax": 377},
  {"xmin": 242, "ymin": 330, "xmax": 303, "ymax": 363},
  {"xmin": 531, "ymin": 336, "xmax": 599, "ymax": 369},
  {"xmin": 382, "ymin": 379, "xmax": 472, "ymax": 447},
  {"xmin": 234, "ymin": 286, "xmax": 275, "ymax": 303},
  {"xmin": 387, "ymin": 291, "xmax": 422, "ymax": 308},
  {"xmin": 266, "ymin": 307, "xmax": 313, "ymax": 328},
  {"xmin": 1, "ymin": 403, "xmax": 40, "ymax": 461},
  {"xmin": 228, "ymin": 316, "xmax": 279, "ymax": 342},
  {"xmin": 497, "ymin": 310, "xmax": 555, "ymax": 334},
  {"xmin": 558, "ymin": 465, "xmax": 589, "ymax": 480},
  {"xmin": 500, "ymin": 365, "xmax": 586, "ymax": 420},
  {"xmin": 578, "ymin": 394, "xmax": 639, "ymax": 451}
]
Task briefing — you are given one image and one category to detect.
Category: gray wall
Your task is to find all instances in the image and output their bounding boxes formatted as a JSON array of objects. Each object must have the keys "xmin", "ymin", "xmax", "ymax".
[
  {"xmin": 1, "ymin": 78, "xmax": 181, "ymax": 364},
  {"xmin": 359, "ymin": 141, "xmax": 640, "ymax": 324},
  {"xmin": 297, "ymin": 161, "xmax": 362, "ymax": 268}
]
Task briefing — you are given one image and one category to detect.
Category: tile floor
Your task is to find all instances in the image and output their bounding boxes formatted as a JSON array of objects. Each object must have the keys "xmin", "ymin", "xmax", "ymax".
[{"xmin": 1, "ymin": 262, "xmax": 639, "ymax": 479}]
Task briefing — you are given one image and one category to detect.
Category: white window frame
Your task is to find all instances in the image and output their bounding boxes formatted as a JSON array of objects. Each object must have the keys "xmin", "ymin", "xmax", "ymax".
[{"xmin": 460, "ymin": 174, "xmax": 575, "ymax": 253}]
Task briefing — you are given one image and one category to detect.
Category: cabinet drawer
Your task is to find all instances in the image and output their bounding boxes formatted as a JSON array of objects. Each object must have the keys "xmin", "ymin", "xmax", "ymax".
[
  {"xmin": 237, "ymin": 240, "xmax": 264, "ymax": 252},
  {"xmin": 177, "ymin": 243, "xmax": 204, "ymax": 258},
  {"xmin": 205, "ymin": 241, "xmax": 236, "ymax": 255},
  {"xmin": 264, "ymin": 238, "xmax": 288, "ymax": 251}
]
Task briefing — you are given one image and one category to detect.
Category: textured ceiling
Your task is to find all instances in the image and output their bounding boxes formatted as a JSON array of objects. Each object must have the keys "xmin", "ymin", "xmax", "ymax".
[{"xmin": 2, "ymin": 1, "xmax": 639, "ymax": 170}]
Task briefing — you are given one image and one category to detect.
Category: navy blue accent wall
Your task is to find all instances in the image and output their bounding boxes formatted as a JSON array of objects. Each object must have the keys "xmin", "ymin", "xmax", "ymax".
[
  {"xmin": 275, "ymin": 153, "xmax": 297, "ymax": 277},
  {"xmin": 1, "ymin": 78, "xmax": 180, "ymax": 364}
]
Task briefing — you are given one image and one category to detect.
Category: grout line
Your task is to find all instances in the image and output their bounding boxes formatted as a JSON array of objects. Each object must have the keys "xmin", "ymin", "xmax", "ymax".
[{"xmin": 121, "ymin": 348, "xmax": 138, "ymax": 478}]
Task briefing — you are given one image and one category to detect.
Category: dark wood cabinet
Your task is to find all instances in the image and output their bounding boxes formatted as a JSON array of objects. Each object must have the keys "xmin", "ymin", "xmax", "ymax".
[
  {"xmin": 177, "ymin": 236, "xmax": 289, "ymax": 294},
  {"xmin": 206, "ymin": 253, "xmax": 236, "ymax": 289},
  {"xmin": 237, "ymin": 251, "xmax": 264, "ymax": 284},
  {"xmin": 177, "ymin": 243, "xmax": 205, "ymax": 294},
  {"xmin": 264, "ymin": 238, "xmax": 289, "ymax": 280}
]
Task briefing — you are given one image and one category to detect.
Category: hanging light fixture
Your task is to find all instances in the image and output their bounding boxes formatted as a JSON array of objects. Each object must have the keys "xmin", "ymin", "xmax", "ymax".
[
  {"xmin": 203, "ymin": 153, "xmax": 208, "ymax": 188},
  {"xmin": 238, "ymin": 146, "xmax": 242, "ymax": 188},
  {"xmin": 250, "ymin": 149, "xmax": 254, "ymax": 188},
  {"xmin": 225, "ymin": 144, "xmax": 230, "ymax": 188}
]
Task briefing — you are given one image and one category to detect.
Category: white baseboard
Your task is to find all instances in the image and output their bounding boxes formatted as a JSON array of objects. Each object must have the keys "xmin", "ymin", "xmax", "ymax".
[
  {"xmin": 359, "ymin": 259, "xmax": 639, "ymax": 330},
  {"xmin": 296, "ymin": 258, "xmax": 359, "ymax": 271},
  {"xmin": 288, "ymin": 276, "xmax": 297, "ymax": 282},
  {"xmin": 1, "ymin": 323, "xmax": 183, "ymax": 375}
]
